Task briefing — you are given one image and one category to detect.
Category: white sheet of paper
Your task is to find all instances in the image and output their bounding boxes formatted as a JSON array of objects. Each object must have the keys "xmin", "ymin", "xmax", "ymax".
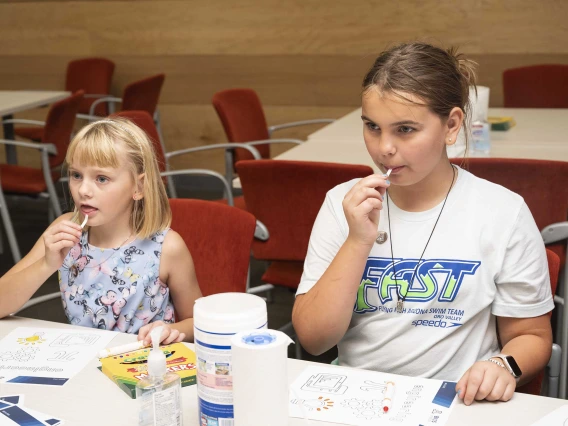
[
  {"xmin": 0, "ymin": 327, "xmax": 116, "ymax": 386},
  {"xmin": 530, "ymin": 404, "xmax": 568, "ymax": 426},
  {"xmin": 290, "ymin": 366, "xmax": 457, "ymax": 426}
]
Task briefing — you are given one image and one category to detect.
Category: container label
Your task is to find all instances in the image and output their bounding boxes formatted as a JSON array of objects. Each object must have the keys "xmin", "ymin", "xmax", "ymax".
[{"xmin": 196, "ymin": 340, "xmax": 234, "ymax": 423}]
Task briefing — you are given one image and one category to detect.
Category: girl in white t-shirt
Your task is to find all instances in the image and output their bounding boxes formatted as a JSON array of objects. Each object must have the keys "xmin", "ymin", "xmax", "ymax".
[{"xmin": 292, "ymin": 42, "xmax": 553, "ymax": 405}]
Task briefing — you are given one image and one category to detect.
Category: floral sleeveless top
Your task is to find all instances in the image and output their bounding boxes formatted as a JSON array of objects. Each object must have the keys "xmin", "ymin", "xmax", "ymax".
[{"xmin": 58, "ymin": 229, "xmax": 175, "ymax": 333}]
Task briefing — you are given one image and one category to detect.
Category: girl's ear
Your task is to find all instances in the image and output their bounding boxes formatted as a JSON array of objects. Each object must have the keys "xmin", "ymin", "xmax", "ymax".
[
  {"xmin": 134, "ymin": 173, "xmax": 145, "ymax": 200},
  {"xmin": 445, "ymin": 107, "xmax": 464, "ymax": 146}
]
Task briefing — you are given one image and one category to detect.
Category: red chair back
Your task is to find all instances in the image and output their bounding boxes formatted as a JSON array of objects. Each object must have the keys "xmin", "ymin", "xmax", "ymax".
[
  {"xmin": 169, "ymin": 199, "xmax": 256, "ymax": 296},
  {"xmin": 236, "ymin": 160, "xmax": 374, "ymax": 261},
  {"xmin": 43, "ymin": 90, "xmax": 84, "ymax": 168},
  {"xmin": 451, "ymin": 158, "xmax": 568, "ymax": 267},
  {"xmin": 121, "ymin": 74, "xmax": 165, "ymax": 116},
  {"xmin": 516, "ymin": 248, "xmax": 560, "ymax": 395},
  {"xmin": 212, "ymin": 88, "xmax": 271, "ymax": 163},
  {"xmin": 111, "ymin": 110, "xmax": 166, "ymax": 173},
  {"xmin": 503, "ymin": 65, "xmax": 568, "ymax": 108},
  {"xmin": 66, "ymin": 58, "xmax": 115, "ymax": 116}
]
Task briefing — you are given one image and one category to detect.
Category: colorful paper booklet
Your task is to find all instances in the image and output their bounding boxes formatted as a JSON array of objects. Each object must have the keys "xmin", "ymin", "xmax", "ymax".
[{"xmin": 99, "ymin": 342, "xmax": 197, "ymax": 398}]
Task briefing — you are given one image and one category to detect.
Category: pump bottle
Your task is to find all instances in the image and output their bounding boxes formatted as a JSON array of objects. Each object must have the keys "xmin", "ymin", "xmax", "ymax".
[{"xmin": 136, "ymin": 326, "xmax": 183, "ymax": 426}]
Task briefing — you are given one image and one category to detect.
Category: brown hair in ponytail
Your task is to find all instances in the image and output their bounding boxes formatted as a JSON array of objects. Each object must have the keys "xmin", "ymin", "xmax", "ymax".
[{"xmin": 362, "ymin": 42, "xmax": 478, "ymax": 153}]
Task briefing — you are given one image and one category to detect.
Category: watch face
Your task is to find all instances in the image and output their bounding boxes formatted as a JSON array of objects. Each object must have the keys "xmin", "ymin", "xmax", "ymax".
[{"xmin": 505, "ymin": 356, "xmax": 522, "ymax": 377}]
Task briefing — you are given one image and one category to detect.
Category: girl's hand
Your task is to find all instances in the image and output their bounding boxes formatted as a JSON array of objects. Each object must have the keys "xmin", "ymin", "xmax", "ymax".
[
  {"xmin": 342, "ymin": 174, "xmax": 390, "ymax": 247},
  {"xmin": 455, "ymin": 360, "xmax": 516, "ymax": 405},
  {"xmin": 138, "ymin": 320, "xmax": 186, "ymax": 346},
  {"xmin": 42, "ymin": 220, "xmax": 82, "ymax": 271}
]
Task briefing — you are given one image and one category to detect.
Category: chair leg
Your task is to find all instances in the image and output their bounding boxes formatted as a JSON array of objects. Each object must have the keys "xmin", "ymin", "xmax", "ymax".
[
  {"xmin": 48, "ymin": 204, "xmax": 55, "ymax": 224},
  {"xmin": 0, "ymin": 189, "xmax": 21, "ymax": 263},
  {"xmin": 224, "ymin": 150, "xmax": 234, "ymax": 202},
  {"xmin": 48, "ymin": 194, "xmax": 61, "ymax": 217},
  {"xmin": 0, "ymin": 218, "xmax": 4, "ymax": 255}
]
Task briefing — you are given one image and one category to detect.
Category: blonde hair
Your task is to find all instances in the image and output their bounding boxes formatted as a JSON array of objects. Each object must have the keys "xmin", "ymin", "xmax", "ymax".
[
  {"xmin": 362, "ymin": 42, "xmax": 478, "ymax": 156},
  {"xmin": 65, "ymin": 117, "xmax": 171, "ymax": 239}
]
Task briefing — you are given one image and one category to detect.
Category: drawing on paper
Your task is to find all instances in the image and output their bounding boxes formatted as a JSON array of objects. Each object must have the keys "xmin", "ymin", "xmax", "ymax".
[
  {"xmin": 301, "ymin": 373, "xmax": 348, "ymax": 395},
  {"xmin": 290, "ymin": 396, "xmax": 334, "ymax": 411},
  {"xmin": 341, "ymin": 398, "xmax": 383, "ymax": 420},
  {"xmin": 16, "ymin": 332, "xmax": 46, "ymax": 345},
  {"xmin": 50, "ymin": 333, "xmax": 101, "ymax": 347},
  {"xmin": 47, "ymin": 351, "xmax": 79, "ymax": 362},
  {"xmin": 0, "ymin": 347, "xmax": 39, "ymax": 362},
  {"xmin": 360, "ymin": 380, "xmax": 388, "ymax": 392}
]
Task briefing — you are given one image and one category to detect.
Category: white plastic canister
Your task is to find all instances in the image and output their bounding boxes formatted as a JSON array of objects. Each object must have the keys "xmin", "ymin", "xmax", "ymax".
[{"xmin": 194, "ymin": 293, "xmax": 267, "ymax": 426}]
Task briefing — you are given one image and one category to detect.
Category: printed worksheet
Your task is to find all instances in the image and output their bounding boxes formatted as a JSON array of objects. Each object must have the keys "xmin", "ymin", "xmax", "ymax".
[
  {"xmin": 0, "ymin": 327, "xmax": 115, "ymax": 386},
  {"xmin": 290, "ymin": 366, "xmax": 457, "ymax": 426}
]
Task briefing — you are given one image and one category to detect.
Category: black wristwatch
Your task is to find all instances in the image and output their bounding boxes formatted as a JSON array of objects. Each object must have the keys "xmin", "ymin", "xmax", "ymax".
[{"xmin": 489, "ymin": 354, "xmax": 522, "ymax": 378}]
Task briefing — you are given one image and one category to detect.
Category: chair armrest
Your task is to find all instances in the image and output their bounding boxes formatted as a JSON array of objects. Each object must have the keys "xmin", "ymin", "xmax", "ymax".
[
  {"xmin": 542, "ymin": 222, "xmax": 568, "ymax": 244},
  {"xmin": 2, "ymin": 119, "xmax": 46, "ymax": 127},
  {"xmin": 0, "ymin": 139, "xmax": 57, "ymax": 155},
  {"xmin": 161, "ymin": 169, "xmax": 233, "ymax": 206},
  {"xmin": 268, "ymin": 119, "xmax": 335, "ymax": 136},
  {"xmin": 14, "ymin": 292, "xmax": 61, "ymax": 314},
  {"xmin": 89, "ymin": 97, "xmax": 122, "ymax": 116},
  {"xmin": 165, "ymin": 143, "xmax": 261, "ymax": 160},
  {"xmin": 245, "ymin": 138, "xmax": 303, "ymax": 147},
  {"xmin": 76, "ymin": 113, "xmax": 103, "ymax": 122},
  {"xmin": 83, "ymin": 93, "xmax": 112, "ymax": 99},
  {"xmin": 547, "ymin": 343, "xmax": 561, "ymax": 398}
]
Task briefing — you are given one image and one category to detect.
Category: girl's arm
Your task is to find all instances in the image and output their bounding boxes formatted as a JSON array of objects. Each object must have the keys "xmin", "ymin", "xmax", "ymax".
[
  {"xmin": 456, "ymin": 202, "xmax": 553, "ymax": 405},
  {"xmin": 138, "ymin": 229, "xmax": 202, "ymax": 345},
  {"xmin": 293, "ymin": 239, "xmax": 373, "ymax": 355},
  {"xmin": 0, "ymin": 213, "xmax": 81, "ymax": 318},
  {"xmin": 292, "ymin": 174, "xmax": 389, "ymax": 355},
  {"xmin": 456, "ymin": 314, "xmax": 552, "ymax": 405}
]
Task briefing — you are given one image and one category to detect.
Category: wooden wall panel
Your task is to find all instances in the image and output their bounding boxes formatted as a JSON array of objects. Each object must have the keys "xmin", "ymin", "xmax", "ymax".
[{"xmin": 0, "ymin": 1, "xmax": 567, "ymax": 55}]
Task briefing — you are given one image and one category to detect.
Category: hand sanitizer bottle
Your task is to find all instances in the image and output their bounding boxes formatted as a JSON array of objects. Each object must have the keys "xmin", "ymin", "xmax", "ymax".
[
  {"xmin": 136, "ymin": 326, "xmax": 183, "ymax": 426},
  {"xmin": 470, "ymin": 120, "xmax": 491, "ymax": 155}
]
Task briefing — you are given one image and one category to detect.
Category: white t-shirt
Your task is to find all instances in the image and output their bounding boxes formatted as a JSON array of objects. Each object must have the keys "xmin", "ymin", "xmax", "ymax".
[{"xmin": 297, "ymin": 166, "xmax": 554, "ymax": 381}]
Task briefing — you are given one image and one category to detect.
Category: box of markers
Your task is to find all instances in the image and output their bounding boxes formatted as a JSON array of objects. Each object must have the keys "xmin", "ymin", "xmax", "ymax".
[{"xmin": 99, "ymin": 342, "xmax": 197, "ymax": 398}]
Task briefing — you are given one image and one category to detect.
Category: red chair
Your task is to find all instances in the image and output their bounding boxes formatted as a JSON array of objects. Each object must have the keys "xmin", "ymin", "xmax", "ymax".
[
  {"xmin": 451, "ymin": 158, "xmax": 568, "ymax": 396},
  {"xmin": 503, "ymin": 65, "xmax": 568, "ymax": 108},
  {"xmin": 81, "ymin": 74, "xmax": 167, "ymax": 154},
  {"xmin": 112, "ymin": 110, "xmax": 260, "ymax": 203},
  {"xmin": 516, "ymin": 249, "xmax": 560, "ymax": 397},
  {"xmin": 0, "ymin": 91, "xmax": 84, "ymax": 217},
  {"xmin": 236, "ymin": 159, "xmax": 373, "ymax": 357},
  {"xmin": 13, "ymin": 58, "xmax": 115, "ymax": 141},
  {"xmin": 212, "ymin": 88, "xmax": 335, "ymax": 185},
  {"xmin": 169, "ymin": 199, "xmax": 256, "ymax": 295}
]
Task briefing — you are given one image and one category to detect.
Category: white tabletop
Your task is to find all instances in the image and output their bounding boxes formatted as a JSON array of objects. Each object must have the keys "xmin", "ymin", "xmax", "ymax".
[
  {"xmin": 0, "ymin": 91, "xmax": 70, "ymax": 116},
  {"xmin": 0, "ymin": 317, "xmax": 564, "ymax": 426}
]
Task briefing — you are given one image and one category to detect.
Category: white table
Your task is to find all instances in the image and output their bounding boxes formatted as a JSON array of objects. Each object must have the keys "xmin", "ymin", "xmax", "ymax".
[
  {"xmin": 0, "ymin": 316, "xmax": 565, "ymax": 426},
  {"xmin": 0, "ymin": 91, "xmax": 70, "ymax": 164}
]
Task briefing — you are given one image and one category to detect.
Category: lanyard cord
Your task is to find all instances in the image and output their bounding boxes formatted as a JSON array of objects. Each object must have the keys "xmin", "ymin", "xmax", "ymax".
[{"xmin": 386, "ymin": 165, "xmax": 457, "ymax": 307}]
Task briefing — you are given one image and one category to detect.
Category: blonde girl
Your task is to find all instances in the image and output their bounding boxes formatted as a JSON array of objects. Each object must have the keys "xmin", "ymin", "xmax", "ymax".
[{"xmin": 0, "ymin": 118, "xmax": 202, "ymax": 345}]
